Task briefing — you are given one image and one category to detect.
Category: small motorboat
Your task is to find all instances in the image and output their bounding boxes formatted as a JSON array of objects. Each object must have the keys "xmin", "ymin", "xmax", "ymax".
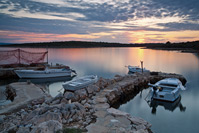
[
  {"xmin": 14, "ymin": 67, "xmax": 76, "ymax": 79},
  {"xmin": 148, "ymin": 78, "xmax": 185, "ymax": 102},
  {"xmin": 128, "ymin": 65, "xmax": 150, "ymax": 73},
  {"xmin": 62, "ymin": 75, "xmax": 98, "ymax": 92}
]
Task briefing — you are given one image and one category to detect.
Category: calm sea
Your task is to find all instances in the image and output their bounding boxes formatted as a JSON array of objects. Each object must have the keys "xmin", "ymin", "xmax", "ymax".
[{"xmin": 0, "ymin": 47, "xmax": 199, "ymax": 133}]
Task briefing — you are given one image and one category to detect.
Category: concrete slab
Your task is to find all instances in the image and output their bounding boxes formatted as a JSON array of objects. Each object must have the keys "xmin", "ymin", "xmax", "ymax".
[{"xmin": 0, "ymin": 82, "xmax": 47, "ymax": 115}]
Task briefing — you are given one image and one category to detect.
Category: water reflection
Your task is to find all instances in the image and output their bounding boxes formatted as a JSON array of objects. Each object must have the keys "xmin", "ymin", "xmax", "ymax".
[
  {"xmin": 1, "ymin": 47, "xmax": 199, "ymax": 133},
  {"xmin": 147, "ymin": 96, "xmax": 186, "ymax": 115},
  {"xmin": 18, "ymin": 76, "xmax": 75, "ymax": 85}
]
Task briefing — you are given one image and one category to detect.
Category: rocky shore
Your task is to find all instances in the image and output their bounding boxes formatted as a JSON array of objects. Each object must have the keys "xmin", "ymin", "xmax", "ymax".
[{"xmin": 0, "ymin": 72, "xmax": 186, "ymax": 133}]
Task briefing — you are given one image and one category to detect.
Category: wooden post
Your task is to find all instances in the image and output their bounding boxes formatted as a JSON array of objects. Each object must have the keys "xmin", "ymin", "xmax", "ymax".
[{"xmin": 140, "ymin": 61, "xmax": 143, "ymax": 73}]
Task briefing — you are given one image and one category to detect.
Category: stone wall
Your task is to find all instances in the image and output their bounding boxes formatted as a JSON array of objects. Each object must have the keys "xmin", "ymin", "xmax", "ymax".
[{"xmin": 0, "ymin": 72, "xmax": 186, "ymax": 133}]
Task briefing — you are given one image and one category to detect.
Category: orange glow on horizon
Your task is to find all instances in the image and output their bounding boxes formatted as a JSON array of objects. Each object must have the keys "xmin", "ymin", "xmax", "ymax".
[{"xmin": 0, "ymin": 30, "xmax": 199, "ymax": 44}]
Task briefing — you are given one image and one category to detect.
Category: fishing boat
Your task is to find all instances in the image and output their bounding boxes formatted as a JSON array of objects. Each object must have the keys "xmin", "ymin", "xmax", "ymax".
[
  {"xmin": 14, "ymin": 67, "xmax": 76, "ymax": 79},
  {"xmin": 148, "ymin": 78, "xmax": 185, "ymax": 102},
  {"xmin": 128, "ymin": 65, "xmax": 150, "ymax": 73},
  {"xmin": 62, "ymin": 75, "xmax": 98, "ymax": 92}
]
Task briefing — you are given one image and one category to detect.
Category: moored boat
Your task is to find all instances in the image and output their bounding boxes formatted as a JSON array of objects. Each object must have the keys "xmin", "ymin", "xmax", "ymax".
[
  {"xmin": 128, "ymin": 65, "xmax": 150, "ymax": 73},
  {"xmin": 148, "ymin": 78, "xmax": 185, "ymax": 102},
  {"xmin": 14, "ymin": 67, "xmax": 76, "ymax": 78},
  {"xmin": 62, "ymin": 75, "xmax": 98, "ymax": 92}
]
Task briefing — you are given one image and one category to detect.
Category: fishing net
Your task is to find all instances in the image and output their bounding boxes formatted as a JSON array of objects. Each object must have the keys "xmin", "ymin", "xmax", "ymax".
[{"xmin": 0, "ymin": 49, "xmax": 47, "ymax": 66}]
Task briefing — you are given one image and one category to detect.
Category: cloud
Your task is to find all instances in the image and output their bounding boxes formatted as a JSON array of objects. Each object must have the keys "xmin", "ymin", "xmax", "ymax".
[{"xmin": 0, "ymin": 0, "xmax": 199, "ymax": 43}]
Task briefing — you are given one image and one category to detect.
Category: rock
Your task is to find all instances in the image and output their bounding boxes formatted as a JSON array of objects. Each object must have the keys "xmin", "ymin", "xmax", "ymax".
[
  {"xmin": 64, "ymin": 91, "xmax": 76, "ymax": 101},
  {"xmin": 61, "ymin": 110, "xmax": 70, "ymax": 120},
  {"xmin": 114, "ymin": 75, "xmax": 124, "ymax": 82},
  {"xmin": 30, "ymin": 112, "xmax": 62, "ymax": 125},
  {"xmin": 81, "ymin": 99, "xmax": 87, "ymax": 104},
  {"xmin": 95, "ymin": 77, "xmax": 108, "ymax": 89},
  {"xmin": 86, "ymin": 123, "xmax": 109, "ymax": 133},
  {"xmin": 93, "ymin": 103, "xmax": 110, "ymax": 111},
  {"xmin": 49, "ymin": 92, "xmax": 63, "ymax": 103},
  {"xmin": 75, "ymin": 89, "xmax": 88, "ymax": 100},
  {"xmin": 30, "ymin": 120, "xmax": 62, "ymax": 133},
  {"xmin": 31, "ymin": 97, "xmax": 45, "ymax": 105},
  {"xmin": 62, "ymin": 118, "xmax": 67, "ymax": 124},
  {"xmin": 94, "ymin": 97, "xmax": 107, "ymax": 103},
  {"xmin": 60, "ymin": 98, "xmax": 68, "ymax": 104},
  {"xmin": 6, "ymin": 123, "xmax": 17, "ymax": 133},
  {"xmin": 128, "ymin": 116, "xmax": 152, "ymax": 129},
  {"xmin": 61, "ymin": 103, "xmax": 76, "ymax": 111},
  {"xmin": 84, "ymin": 103, "xmax": 92, "ymax": 109},
  {"xmin": 37, "ymin": 104, "xmax": 61, "ymax": 115},
  {"xmin": 93, "ymin": 110, "xmax": 108, "ymax": 118},
  {"xmin": 106, "ymin": 91, "xmax": 117, "ymax": 104},
  {"xmin": 51, "ymin": 99, "xmax": 60, "ymax": 105},
  {"xmin": 0, "ymin": 115, "xmax": 5, "ymax": 124},
  {"xmin": 23, "ymin": 109, "xmax": 40, "ymax": 122},
  {"xmin": 87, "ymin": 85, "xmax": 100, "ymax": 94},
  {"xmin": 16, "ymin": 127, "xmax": 30, "ymax": 133},
  {"xmin": 74, "ymin": 102, "xmax": 86, "ymax": 116},
  {"xmin": 107, "ymin": 108, "xmax": 130, "ymax": 117}
]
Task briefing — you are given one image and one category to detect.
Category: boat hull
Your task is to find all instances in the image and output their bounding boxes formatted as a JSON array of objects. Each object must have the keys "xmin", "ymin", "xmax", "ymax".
[
  {"xmin": 150, "ymin": 90, "xmax": 180, "ymax": 102},
  {"xmin": 15, "ymin": 69, "xmax": 72, "ymax": 78},
  {"xmin": 63, "ymin": 75, "xmax": 98, "ymax": 91},
  {"xmin": 128, "ymin": 66, "xmax": 150, "ymax": 73}
]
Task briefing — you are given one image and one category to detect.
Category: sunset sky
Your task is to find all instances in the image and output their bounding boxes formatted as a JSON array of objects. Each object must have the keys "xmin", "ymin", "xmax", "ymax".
[{"xmin": 0, "ymin": 0, "xmax": 199, "ymax": 43}]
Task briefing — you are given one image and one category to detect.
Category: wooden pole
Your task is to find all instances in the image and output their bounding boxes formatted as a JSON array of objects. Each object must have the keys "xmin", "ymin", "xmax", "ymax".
[{"xmin": 140, "ymin": 61, "xmax": 143, "ymax": 73}]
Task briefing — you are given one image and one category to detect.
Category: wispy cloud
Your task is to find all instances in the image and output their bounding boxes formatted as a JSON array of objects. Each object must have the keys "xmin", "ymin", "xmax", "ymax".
[{"xmin": 0, "ymin": 0, "xmax": 199, "ymax": 43}]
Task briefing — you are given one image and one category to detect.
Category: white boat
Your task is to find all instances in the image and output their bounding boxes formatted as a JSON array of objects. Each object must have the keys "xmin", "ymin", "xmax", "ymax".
[
  {"xmin": 62, "ymin": 75, "xmax": 98, "ymax": 92},
  {"xmin": 148, "ymin": 78, "xmax": 185, "ymax": 102},
  {"xmin": 128, "ymin": 65, "xmax": 150, "ymax": 73},
  {"xmin": 14, "ymin": 67, "xmax": 76, "ymax": 79}
]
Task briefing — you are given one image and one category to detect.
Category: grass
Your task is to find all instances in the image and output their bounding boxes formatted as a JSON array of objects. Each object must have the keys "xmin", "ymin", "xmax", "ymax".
[{"xmin": 56, "ymin": 128, "xmax": 86, "ymax": 133}]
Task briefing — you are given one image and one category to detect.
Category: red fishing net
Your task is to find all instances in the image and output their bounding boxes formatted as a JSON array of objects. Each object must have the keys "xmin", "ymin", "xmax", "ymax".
[{"xmin": 0, "ymin": 49, "xmax": 47, "ymax": 65}]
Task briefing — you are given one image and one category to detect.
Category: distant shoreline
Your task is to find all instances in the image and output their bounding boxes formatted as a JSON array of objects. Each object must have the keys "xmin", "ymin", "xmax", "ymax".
[{"xmin": 0, "ymin": 41, "xmax": 198, "ymax": 53}]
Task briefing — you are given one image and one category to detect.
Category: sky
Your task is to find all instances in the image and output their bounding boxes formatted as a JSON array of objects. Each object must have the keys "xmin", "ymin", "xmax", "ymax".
[{"xmin": 0, "ymin": 0, "xmax": 199, "ymax": 44}]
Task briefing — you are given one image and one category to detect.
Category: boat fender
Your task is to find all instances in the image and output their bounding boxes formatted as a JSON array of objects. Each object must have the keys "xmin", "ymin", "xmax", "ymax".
[{"xmin": 157, "ymin": 86, "xmax": 163, "ymax": 91}]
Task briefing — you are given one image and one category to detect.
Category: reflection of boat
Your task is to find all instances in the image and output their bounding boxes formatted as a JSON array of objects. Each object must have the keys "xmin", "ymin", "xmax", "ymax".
[
  {"xmin": 148, "ymin": 78, "xmax": 185, "ymax": 102},
  {"xmin": 15, "ymin": 67, "xmax": 76, "ymax": 78},
  {"xmin": 128, "ymin": 65, "xmax": 150, "ymax": 73},
  {"xmin": 18, "ymin": 76, "xmax": 75, "ymax": 84},
  {"xmin": 62, "ymin": 75, "xmax": 98, "ymax": 92},
  {"xmin": 147, "ymin": 96, "xmax": 186, "ymax": 114}
]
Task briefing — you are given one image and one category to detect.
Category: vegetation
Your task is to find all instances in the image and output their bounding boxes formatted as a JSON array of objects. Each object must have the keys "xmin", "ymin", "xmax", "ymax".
[
  {"xmin": 0, "ymin": 41, "xmax": 150, "ymax": 48},
  {"xmin": 146, "ymin": 41, "xmax": 199, "ymax": 51},
  {"xmin": 56, "ymin": 128, "xmax": 86, "ymax": 133},
  {"xmin": 0, "ymin": 40, "xmax": 198, "ymax": 52}
]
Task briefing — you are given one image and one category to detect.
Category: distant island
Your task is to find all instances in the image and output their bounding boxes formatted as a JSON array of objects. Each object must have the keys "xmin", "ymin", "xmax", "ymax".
[{"xmin": 0, "ymin": 40, "xmax": 198, "ymax": 53}]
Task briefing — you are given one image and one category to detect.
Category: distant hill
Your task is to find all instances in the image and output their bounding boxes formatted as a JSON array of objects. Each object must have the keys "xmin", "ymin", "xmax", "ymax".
[
  {"xmin": 0, "ymin": 41, "xmax": 152, "ymax": 48},
  {"xmin": 0, "ymin": 43, "xmax": 13, "ymax": 45},
  {"xmin": 0, "ymin": 41, "xmax": 198, "ymax": 52},
  {"xmin": 145, "ymin": 41, "xmax": 199, "ymax": 52}
]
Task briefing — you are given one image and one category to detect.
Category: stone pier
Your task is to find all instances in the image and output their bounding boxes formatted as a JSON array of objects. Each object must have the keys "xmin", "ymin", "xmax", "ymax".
[{"xmin": 0, "ymin": 72, "xmax": 186, "ymax": 133}]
